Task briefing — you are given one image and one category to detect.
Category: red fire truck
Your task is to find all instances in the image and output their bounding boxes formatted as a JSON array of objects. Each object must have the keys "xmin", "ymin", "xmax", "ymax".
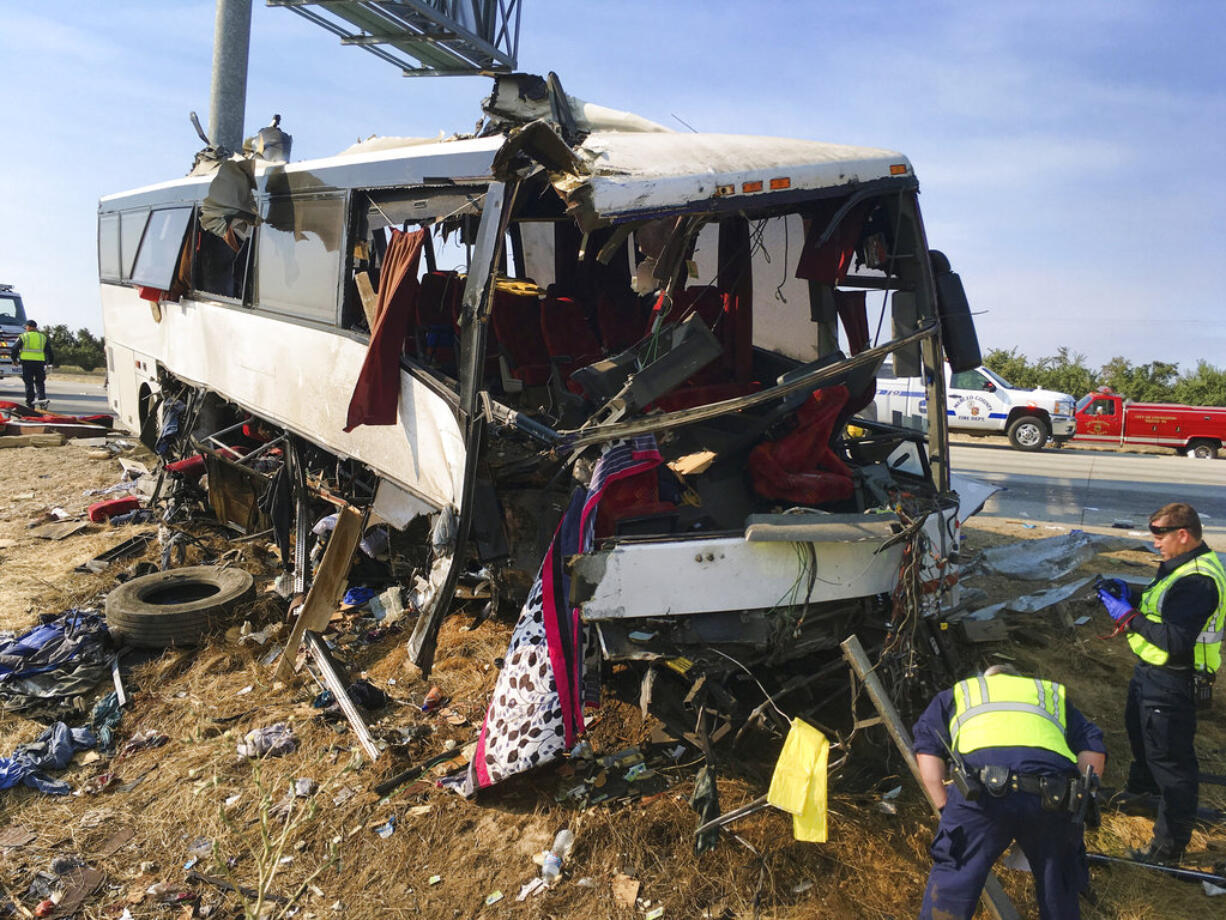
[{"xmin": 1074, "ymin": 387, "xmax": 1226, "ymax": 458}]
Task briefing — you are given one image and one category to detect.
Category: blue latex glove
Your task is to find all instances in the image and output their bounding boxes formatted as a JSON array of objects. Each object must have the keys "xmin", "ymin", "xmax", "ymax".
[
  {"xmin": 1099, "ymin": 577, "xmax": 1130, "ymax": 601},
  {"xmin": 1097, "ymin": 587, "xmax": 1135, "ymax": 623}
]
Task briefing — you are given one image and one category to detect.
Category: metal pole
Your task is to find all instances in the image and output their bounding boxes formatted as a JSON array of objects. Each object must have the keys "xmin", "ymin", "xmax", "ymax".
[{"xmin": 208, "ymin": 0, "xmax": 252, "ymax": 151}]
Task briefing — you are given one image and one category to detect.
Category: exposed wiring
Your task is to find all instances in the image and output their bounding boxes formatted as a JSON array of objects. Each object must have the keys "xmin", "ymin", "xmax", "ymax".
[{"xmin": 707, "ymin": 647, "xmax": 790, "ymax": 725}]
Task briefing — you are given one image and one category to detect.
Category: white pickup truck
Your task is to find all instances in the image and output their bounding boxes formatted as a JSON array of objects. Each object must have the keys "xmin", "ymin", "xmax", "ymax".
[
  {"xmin": 866, "ymin": 362, "xmax": 1077, "ymax": 451},
  {"xmin": 0, "ymin": 284, "xmax": 27, "ymax": 380}
]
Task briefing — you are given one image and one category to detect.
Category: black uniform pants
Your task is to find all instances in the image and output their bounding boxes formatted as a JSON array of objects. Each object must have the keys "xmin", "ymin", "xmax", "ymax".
[
  {"xmin": 921, "ymin": 783, "xmax": 1086, "ymax": 920},
  {"xmin": 1124, "ymin": 665, "xmax": 1197, "ymax": 850},
  {"xmin": 21, "ymin": 361, "xmax": 46, "ymax": 406}
]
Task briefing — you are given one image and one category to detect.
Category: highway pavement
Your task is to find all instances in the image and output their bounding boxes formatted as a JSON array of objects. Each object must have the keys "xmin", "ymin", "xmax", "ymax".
[
  {"xmin": 950, "ymin": 441, "xmax": 1226, "ymax": 538},
  {"xmin": 0, "ymin": 376, "xmax": 112, "ymax": 420}
]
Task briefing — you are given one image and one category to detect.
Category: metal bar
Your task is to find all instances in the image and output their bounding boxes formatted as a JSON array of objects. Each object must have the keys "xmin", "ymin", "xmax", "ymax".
[
  {"xmin": 561, "ymin": 324, "xmax": 936, "ymax": 450},
  {"xmin": 693, "ymin": 794, "xmax": 770, "ymax": 836},
  {"xmin": 841, "ymin": 635, "xmax": 1020, "ymax": 920},
  {"xmin": 408, "ymin": 180, "xmax": 517, "ymax": 674},
  {"xmin": 111, "ymin": 653, "xmax": 128, "ymax": 708},
  {"xmin": 289, "ymin": 437, "xmax": 310, "ymax": 595},
  {"xmin": 303, "ymin": 631, "xmax": 381, "ymax": 762},
  {"xmin": 234, "ymin": 434, "xmax": 286, "ymax": 466},
  {"xmin": 1085, "ymin": 852, "xmax": 1226, "ymax": 885},
  {"xmin": 342, "ymin": 30, "xmax": 456, "ymax": 43}
]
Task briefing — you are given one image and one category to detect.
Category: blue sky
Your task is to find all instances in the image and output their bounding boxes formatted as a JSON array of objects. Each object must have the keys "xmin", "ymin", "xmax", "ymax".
[{"xmin": 1, "ymin": 0, "xmax": 1222, "ymax": 372}]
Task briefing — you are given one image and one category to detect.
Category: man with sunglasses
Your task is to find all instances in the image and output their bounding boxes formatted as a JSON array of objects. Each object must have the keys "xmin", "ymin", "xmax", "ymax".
[{"xmin": 1097, "ymin": 502, "xmax": 1226, "ymax": 864}]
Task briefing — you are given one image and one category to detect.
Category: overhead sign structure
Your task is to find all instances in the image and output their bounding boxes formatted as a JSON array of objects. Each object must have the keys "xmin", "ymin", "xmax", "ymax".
[{"xmin": 269, "ymin": 0, "xmax": 521, "ymax": 76}]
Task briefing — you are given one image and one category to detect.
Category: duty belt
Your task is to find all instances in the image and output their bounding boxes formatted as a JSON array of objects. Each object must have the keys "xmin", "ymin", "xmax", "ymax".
[{"xmin": 977, "ymin": 766, "xmax": 1074, "ymax": 811}]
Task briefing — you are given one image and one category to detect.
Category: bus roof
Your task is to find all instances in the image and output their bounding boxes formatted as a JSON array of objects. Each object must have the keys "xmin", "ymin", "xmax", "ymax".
[{"xmin": 101, "ymin": 128, "xmax": 913, "ymax": 218}]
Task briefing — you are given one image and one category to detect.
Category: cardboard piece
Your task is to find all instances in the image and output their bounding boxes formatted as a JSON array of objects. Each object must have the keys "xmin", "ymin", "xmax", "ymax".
[
  {"xmin": 93, "ymin": 826, "xmax": 135, "ymax": 858},
  {"xmin": 0, "ymin": 824, "xmax": 36, "ymax": 848},
  {"xmin": 275, "ymin": 505, "xmax": 365, "ymax": 680}
]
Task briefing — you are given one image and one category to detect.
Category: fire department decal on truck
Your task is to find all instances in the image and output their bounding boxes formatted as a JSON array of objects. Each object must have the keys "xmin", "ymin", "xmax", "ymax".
[{"xmin": 867, "ymin": 362, "xmax": 1077, "ymax": 452}]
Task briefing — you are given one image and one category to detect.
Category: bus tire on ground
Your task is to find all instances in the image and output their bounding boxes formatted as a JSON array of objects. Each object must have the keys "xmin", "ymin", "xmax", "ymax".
[
  {"xmin": 1007, "ymin": 415, "xmax": 1049, "ymax": 452},
  {"xmin": 105, "ymin": 565, "xmax": 255, "ymax": 648},
  {"xmin": 1188, "ymin": 438, "xmax": 1220, "ymax": 460}
]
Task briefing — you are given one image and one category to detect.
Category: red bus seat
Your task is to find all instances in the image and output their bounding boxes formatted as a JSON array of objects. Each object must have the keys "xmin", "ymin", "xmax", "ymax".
[
  {"xmin": 540, "ymin": 296, "xmax": 604, "ymax": 393},
  {"xmin": 490, "ymin": 290, "xmax": 550, "ymax": 387}
]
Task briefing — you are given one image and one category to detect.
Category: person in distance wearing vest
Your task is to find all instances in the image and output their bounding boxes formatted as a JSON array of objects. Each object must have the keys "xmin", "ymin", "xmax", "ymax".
[
  {"xmin": 1097, "ymin": 501, "xmax": 1225, "ymax": 864},
  {"xmin": 913, "ymin": 664, "xmax": 1106, "ymax": 920},
  {"xmin": 9, "ymin": 319, "xmax": 54, "ymax": 409}
]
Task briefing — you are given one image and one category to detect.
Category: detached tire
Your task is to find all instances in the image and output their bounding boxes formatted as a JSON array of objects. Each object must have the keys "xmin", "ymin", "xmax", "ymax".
[
  {"xmin": 105, "ymin": 566, "xmax": 255, "ymax": 648},
  {"xmin": 1007, "ymin": 415, "xmax": 1049, "ymax": 452}
]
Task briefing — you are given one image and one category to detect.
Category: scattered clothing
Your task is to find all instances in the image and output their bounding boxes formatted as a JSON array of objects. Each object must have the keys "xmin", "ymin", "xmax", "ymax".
[
  {"xmin": 90, "ymin": 692, "xmax": 123, "ymax": 751},
  {"xmin": 0, "ymin": 722, "xmax": 96, "ymax": 795},
  {"xmin": 154, "ymin": 399, "xmax": 186, "ymax": 456},
  {"xmin": 768, "ymin": 719, "xmax": 830, "ymax": 842},
  {"xmin": 0, "ymin": 611, "xmax": 113, "ymax": 719}
]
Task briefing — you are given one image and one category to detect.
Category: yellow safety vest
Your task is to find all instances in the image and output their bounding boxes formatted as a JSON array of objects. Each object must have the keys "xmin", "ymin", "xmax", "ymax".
[
  {"xmin": 18, "ymin": 330, "xmax": 47, "ymax": 362},
  {"xmin": 1129, "ymin": 550, "xmax": 1226, "ymax": 673},
  {"xmin": 949, "ymin": 674, "xmax": 1077, "ymax": 764}
]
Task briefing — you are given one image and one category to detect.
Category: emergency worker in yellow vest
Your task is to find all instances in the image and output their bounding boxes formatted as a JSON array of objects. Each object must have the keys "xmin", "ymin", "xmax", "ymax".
[
  {"xmin": 1097, "ymin": 501, "xmax": 1224, "ymax": 864},
  {"xmin": 9, "ymin": 319, "xmax": 54, "ymax": 408},
  {"xmin": 913, "ymin": 664, "xmax": 1106, "ymax": 920}
]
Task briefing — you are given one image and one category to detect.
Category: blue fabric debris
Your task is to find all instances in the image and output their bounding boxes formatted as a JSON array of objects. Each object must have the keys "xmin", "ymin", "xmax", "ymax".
[
  {"xmin": 0, "ymin": 722, "xmax": 97, "ymax": 795},
  {"xmin": 90, "ymin": 691, "xmax": 123, "ymax": 751},
  {"xmin": 342, "ymin": 586, "xmax": 376, "ymax": 608},
  {"xmin": 0, "ymin": 611, "xmax": 112, "ymax": 718},
  {"xmin": 154, "ymin": 399, "xmax": 186, "ymax": 456}
]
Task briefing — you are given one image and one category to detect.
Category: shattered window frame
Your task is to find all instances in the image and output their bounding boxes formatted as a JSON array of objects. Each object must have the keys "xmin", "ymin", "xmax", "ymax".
[
  {"xmin": 255, "ymin": 192, "xmax": 349, "ymax": 325},
  {"xmin": 129, "ymin": 206, "xmax": 192, "ymax": 291}
]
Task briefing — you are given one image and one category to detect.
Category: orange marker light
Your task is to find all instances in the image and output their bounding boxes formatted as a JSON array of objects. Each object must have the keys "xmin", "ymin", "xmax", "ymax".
[
  {"xmin": 715, "ymin": 184, "xmax": 735, "ymax": 197},
  {"xmin": 769, "ymin": 177, "xmax": 791, "ymax": 190},
  {"xmin": 890, "ymin": 164, "xmax": 908, "ymax": 175},
  {"xmin": 742, "ymin": 180, "xmax": 763, "ymax": 193}
]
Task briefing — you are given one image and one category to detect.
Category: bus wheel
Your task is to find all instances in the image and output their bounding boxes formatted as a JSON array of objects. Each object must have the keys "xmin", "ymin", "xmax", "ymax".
[
  {"xmin": 1007, "ymin": 415, "xmax": 1049, "ymax": 452},
  {"xmin": 105, "ymin": 566, "xmax": 254, "ymax": 648},
  {"xmin": 1188, "ymin": 439, "xmax": 1219, "ymax": 460}
]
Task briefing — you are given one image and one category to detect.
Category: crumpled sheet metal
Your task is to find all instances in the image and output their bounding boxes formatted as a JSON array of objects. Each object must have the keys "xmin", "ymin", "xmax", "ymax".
[
  {"xmin": 967, "ymin": 576, "xmax": 1094, "ymax": 622},
  {"xmin": 976, "ymin": 531, "xmax": 1144, "ymax": 582}
]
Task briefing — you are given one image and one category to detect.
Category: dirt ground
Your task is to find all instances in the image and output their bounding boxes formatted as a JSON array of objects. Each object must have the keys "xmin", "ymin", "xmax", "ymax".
[{"xmin": 1, "ymin": 441, "xmax": 1224, "ymax": 919}]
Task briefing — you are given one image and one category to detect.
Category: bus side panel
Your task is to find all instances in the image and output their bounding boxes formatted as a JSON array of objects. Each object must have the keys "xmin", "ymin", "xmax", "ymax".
[{"xmin": 100, "ymin": 286, "xmax": 464, "ymax": 509}]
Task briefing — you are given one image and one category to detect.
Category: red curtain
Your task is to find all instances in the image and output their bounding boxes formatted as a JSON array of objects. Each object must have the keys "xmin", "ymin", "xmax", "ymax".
[
  {"xmin": 344, "ymin": 229, "xmax": 426, "ymax": 432},
  {"xmin": 834, "ymin": 289, "xmax": 869, "ymax": 355},
  {"xmin": 795, "ymin": 201, "xmax": 869, "ymax": 285}
]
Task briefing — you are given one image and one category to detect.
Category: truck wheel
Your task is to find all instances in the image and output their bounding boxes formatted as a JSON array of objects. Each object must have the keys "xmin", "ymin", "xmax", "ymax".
[
  {"xmin": 1007, "ymin": 415, "xmax": 1049, "ymax": 451},
  {"xmin": 105, "ymin": 565, "xmax": 255, "ymax": 647},
  {"xmin": 1188, "ymin": 439, "xmax": 1220, "ymax": 460}
]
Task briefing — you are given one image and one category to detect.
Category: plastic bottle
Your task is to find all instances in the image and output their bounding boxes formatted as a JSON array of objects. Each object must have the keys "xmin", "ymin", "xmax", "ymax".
[{"xmin": 540, "ymin": 828, "xmax": 575, "ymax": 885}]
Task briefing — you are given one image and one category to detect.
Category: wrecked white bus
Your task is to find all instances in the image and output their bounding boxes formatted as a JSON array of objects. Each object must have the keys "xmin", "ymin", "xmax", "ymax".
[{"xmin": 98, "ymin": 74, "xmax": 983, "ymax": 783}]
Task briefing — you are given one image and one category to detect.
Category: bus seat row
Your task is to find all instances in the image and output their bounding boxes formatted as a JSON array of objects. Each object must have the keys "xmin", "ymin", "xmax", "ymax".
[{"xmin": 404, "ymin": 271, "xmax": 754, "ymax": 403}]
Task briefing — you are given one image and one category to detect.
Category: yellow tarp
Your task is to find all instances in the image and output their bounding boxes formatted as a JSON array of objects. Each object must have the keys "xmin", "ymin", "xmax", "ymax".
[{"xmin": 766, "ymin": 718, "xmax": 830, "ymax": 842}]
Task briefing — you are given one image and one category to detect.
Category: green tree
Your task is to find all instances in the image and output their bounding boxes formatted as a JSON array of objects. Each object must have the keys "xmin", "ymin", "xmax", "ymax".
[
  {"xmin": 1034, "ymin": 347, "xmax": 1098, "ymax": 398},
  {"xmin": 71, "ymin": 327, "xmax": 105, "ymax": 372},
  {"xmin": 982, "ymin": 347, "xmax": 1039, "ymax": 388},
  {"xmin": 1099, "ymin": 357, "xmax": 1179, "ymax": 403},
  {"xmin": 35, "ymin": 324, "xmax": 105, "ymax": 372},
  {"xmin": 1172, "ymin": 361, "xmax": 1226, "ymax": 407}
]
